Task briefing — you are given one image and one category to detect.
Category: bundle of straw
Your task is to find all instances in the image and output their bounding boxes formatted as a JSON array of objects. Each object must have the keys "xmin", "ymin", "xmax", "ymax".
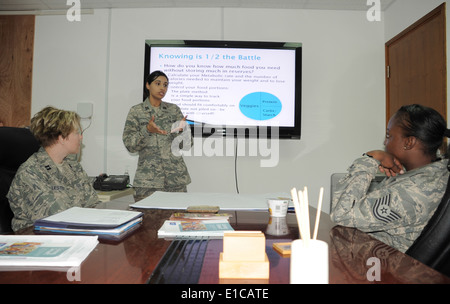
[{"xmin": 290, "ymin": 187, "xmax": 324, "ymax": 246}]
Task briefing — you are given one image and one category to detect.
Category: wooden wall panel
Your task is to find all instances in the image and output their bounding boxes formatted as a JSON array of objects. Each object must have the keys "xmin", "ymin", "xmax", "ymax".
[
  {"xmin": 0, "ymin": 15, "xmax": 35, "ymax": 127},
  {"xmin": 385, "ymin": 4, "xmax": 446, "ymax": 123}
]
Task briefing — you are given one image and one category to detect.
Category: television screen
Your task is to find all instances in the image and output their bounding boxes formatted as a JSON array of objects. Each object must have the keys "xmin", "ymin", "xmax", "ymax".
[{"xmin": 144, "ymin": 40, "xmax": 301, "ymax": 139}]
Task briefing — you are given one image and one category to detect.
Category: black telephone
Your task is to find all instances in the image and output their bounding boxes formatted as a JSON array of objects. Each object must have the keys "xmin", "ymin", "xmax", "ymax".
[{"xmin": 93, "ymin": 173, "xmax": 129, "ymax": 191}]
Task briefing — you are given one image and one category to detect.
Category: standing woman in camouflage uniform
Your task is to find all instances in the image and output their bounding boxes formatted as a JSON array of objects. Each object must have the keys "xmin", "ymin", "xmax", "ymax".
[
  {"xmin": 123, "ymin": 71, "xmax": 191, "ymax": 201},
  {"xmin": 331, "ymin": 104, "xmax": 450, "ymax": 252},
  {"xmin": 7, "ymin": 107, "xmax": 99, "ymax": 231}
]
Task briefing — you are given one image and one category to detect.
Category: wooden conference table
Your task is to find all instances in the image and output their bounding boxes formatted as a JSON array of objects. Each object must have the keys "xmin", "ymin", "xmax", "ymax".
[{"xmin": 0, "ymin": 201, "xmax": 449, "ymax": 284}]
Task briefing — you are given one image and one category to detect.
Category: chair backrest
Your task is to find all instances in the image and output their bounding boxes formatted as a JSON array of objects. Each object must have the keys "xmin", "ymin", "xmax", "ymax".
[
  {"xmin": 0, "ymin": 127, "xmax": 40, "ymax": 233},
  {"xmin": 406, "ymin": 174, "xmax": 450, "ymax": 278}
]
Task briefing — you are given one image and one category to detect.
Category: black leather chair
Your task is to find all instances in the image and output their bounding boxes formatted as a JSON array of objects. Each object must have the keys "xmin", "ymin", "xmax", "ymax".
[
  {"xmin": 0, "ymin": 127, "xmax": 40, "ymax": 233},
  {"xmin": 406, "ymin": 174, "xmax": 450, "ymax": 278}
]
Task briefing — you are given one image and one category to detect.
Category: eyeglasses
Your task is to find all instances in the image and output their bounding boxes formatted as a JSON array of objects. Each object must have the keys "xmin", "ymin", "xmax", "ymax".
[
  {"xmin": 76, "ymin": 120, "xmax": 91, "ymax": 135},
  {"xmin": 74, "ymin": 128, "xmax": 85, "ymax": 135}
]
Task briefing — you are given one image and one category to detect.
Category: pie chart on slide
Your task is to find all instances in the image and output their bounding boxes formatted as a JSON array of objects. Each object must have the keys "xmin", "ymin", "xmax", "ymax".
[{"xmin": 239, "ymin": 92, "xmax": 282, "ymax": 121}]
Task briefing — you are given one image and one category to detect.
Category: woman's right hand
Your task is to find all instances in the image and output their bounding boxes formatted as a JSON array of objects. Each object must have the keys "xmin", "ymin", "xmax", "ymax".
[
  {"xmin": 147, "ymin": 116, "xmax": 168, "ymax": 135},
  {"xmin": 366, "ymin": 150, "xmax": 405, "ymax": 177}
]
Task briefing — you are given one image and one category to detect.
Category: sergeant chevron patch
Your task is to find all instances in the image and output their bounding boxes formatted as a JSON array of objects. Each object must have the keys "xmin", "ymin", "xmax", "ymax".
[{"xmin": 373, "ymin": 194, "xmax": 401, "ymax": 223}]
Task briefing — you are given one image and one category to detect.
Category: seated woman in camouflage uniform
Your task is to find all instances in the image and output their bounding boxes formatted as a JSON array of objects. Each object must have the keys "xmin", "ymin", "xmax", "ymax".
[
  {"xmin": 7, "ymin": 106, "xmax": 98, "ymax": 231},
  {"xmin": 123, "ymin": 71, "xmax": 191, "ymax": 201},
  {"xmin": 331, "ymin": 104, "xmax": 450, "ymax": 252}
]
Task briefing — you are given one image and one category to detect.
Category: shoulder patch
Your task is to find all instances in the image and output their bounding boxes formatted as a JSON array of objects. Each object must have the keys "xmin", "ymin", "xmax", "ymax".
[{"xmin": 373, "ymin": 194, "xmax": 401, "ymax": 223}]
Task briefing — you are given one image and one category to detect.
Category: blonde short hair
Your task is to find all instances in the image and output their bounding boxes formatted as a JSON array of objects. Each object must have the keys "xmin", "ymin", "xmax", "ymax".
[{"xmin": 30, "ymin": 106, "xmax": 81, "ymax": 147}]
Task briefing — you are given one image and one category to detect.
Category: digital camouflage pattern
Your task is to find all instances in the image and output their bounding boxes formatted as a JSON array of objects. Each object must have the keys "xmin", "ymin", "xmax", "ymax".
[
  {"xmin": 331, "ymin": 156, "xmax": 449, "ymax": 252},
  {"xmin": 7, "ymin": 148, "xmax": 99, "ymax": 231},
  {"xmin": 122, "ymin": 98, "xmax": 191, "ymax": 190}
]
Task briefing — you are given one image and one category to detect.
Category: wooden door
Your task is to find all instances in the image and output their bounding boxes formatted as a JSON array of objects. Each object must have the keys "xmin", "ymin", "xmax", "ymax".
[
  {"xmin": 385, "ymin": 3, "xmax": 447, "ymax": 123},
  {"xmin": 0, "ymin": 15, "xmax": 35, "ymax": 127}
]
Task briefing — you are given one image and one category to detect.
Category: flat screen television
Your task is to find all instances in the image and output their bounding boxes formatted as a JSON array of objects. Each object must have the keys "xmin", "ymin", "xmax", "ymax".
[{"xmin": 144, "ymin": 40, "xmax": 302, "ymax": 139}]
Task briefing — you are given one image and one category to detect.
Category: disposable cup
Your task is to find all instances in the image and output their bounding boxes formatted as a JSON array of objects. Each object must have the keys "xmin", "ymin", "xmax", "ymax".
[
  {"xmin": 267, "ymin": 199, "xmax": 289, "ymax": 217},
  {"xmin": 290, "ymin": 239, "xmax": 329, "ymax": 284}
]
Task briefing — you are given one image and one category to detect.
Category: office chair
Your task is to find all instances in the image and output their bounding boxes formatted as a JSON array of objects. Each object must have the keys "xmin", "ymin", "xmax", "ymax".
[
  {"xmin": 406, "ymin": 174, "xmax": 450, "ymax": 278},
  {"xmin": 0, "ymin": 127, "xmax": 40, "ymax": 233}
]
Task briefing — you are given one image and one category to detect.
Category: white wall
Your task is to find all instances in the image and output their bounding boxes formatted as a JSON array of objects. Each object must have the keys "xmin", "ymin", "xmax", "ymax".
[
  {"xmin": 32, "ymin": 10, "xmax": 110, "ymax": 176},
  {"xmin": 384, "ymin": 0, "xmax": 446, "ymax": 41},
  {"xmin": 32, "ymin": 7, "xmax": 388, "ymax": 213}
]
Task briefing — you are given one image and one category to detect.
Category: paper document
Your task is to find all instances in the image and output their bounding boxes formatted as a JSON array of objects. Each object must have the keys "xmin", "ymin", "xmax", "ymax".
[
  {"xmin": 0, "ymin": 235, "xmax": 98, "ymax": 270},
  {"xmin": 35, "ymin": 217, "xmax": 143, "ymax": 236},
  {"xmin": 34, "ymin": 207, "xmax": 143, "ymax": 229},
  {"xmin": 131, "ymin": 192, "xmax": 291, "ymax": 211}
]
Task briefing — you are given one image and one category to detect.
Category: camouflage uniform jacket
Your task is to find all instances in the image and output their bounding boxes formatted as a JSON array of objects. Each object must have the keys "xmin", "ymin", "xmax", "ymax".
[
  {"xmin": 122, "ymin": 98, "xmax": 191, "ymax": 189},
  {"xmin": 7, "ymin": 147, "xmax": 99, "ymax": 231},
  {"xmin": 330, "ymin": 156, "xmax": 449, "ymax": 253}
]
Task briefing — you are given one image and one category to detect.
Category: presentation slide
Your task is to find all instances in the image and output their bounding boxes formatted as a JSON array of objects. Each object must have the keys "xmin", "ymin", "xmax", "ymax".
[{"xmin": 149, "ymin": 46, "xmax": 297, "ymax": 127}]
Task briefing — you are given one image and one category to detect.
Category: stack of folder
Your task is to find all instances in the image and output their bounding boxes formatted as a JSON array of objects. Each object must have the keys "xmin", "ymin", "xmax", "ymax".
[
  {"xmin": 0, "ymin": 235, "xmax": 99, "ymax": 271},
  {"xmin": 34, "ymin": 207, "xmax": 143, "ymax": 241}
]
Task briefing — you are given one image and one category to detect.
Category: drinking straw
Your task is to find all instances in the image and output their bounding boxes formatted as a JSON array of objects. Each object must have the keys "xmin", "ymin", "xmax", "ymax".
[
  {"xmin": 313, "ymin": 187, "xmax": 324, "ymax": 240},
  {"xmin": 291, "ymin": 186, "xmax": 324, "ymax": 245},
  {"xmin": 290, "ymin": 188, "xmax": 304, "ymax": 240},
  {"xmin": 300, "ymin": 187, "xmax": 310, "ymax": 245}
]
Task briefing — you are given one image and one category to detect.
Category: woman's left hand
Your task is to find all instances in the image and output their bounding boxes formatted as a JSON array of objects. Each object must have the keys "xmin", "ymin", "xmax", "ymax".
[
  {"xmin": 366, "ymin": 150, "xmax": 405, "ymax": 177},
  {"xmin": 171, "ymin": 115, "xmax": 188, "ymax": 133}
]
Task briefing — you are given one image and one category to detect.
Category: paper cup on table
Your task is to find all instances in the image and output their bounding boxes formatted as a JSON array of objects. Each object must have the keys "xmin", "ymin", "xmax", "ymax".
[
  {"xmin": 290, "ymin": 239, "xmax": 328, "ymax": 284},
  {"xmin": 267, "ymin": 199, "xmax": 289, "ymax": 217}
]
